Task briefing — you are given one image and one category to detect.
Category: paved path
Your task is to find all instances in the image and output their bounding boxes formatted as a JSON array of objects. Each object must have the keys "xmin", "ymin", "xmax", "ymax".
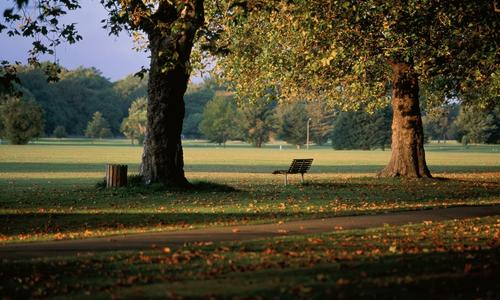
[{"xmin": 1, "ymin": 206, "xmax": 499, "ymax": 259}]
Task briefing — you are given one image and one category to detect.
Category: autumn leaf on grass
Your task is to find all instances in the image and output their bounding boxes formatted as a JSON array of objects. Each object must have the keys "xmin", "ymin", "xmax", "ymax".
[
  {"xmin": 262, "ymin": 248, "xmax": 274, "ymax": 254},
  {"xmin": 307, "ymin": 238, "xmax": 323, "ymax": 244},
  {"xmin": 316, "ymin": 274, "xmax": 327, "ymax": 281},
  {"xmin": 464, "ymin": 263, "xmax": 473, "ymax": 273},
  {"xmin": 54, "ymin": 232, "xmax": 65, "ymax": 240},
  {"xmin": 336, "ymin": 278, "xmax": 350, "ymax": 286},
  {"xmin": 127, "ymin": 275, "xmax": 139, "ymax": 285}
]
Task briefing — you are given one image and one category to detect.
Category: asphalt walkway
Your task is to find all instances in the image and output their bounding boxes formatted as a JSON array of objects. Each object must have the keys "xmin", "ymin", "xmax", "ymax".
[{"xmin": 1, "ymin": 205, "xmax": 499, "ymax": 259}]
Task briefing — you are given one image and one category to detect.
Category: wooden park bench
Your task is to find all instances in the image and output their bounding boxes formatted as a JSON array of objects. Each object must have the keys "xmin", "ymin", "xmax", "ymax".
[{"xmin": 272, "ymin": 158, "xmax": 313, "ymax": 186}]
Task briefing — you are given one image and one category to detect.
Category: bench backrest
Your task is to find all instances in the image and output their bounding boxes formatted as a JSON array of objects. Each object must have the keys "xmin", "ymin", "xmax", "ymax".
[{"xmin": 287, "ymin": 158, "xmax": 313, "ymax": 174}]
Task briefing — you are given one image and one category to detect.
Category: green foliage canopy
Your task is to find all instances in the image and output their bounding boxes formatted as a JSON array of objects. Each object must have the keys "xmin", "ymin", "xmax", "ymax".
[
  {"xmin": 199, "ymin": 92, "xmax": 240, "ymax": 145},
  {"xmin": 53, "ymin": 125, "xmax": 67, "ymax": 139},
  {"xmin": 277, "ymin": 101, "xmax": 309, "ymax": 147},
  {"xmin": 331, "ymin": 107, "xmax": 392, "ymax": 150},
  {"xmin": 16, "ymin": 65, "xmax": 127, "ymax": 135},
  {"xmin": 239, "ymin": 100, "xmax": 276, "ymax": 147},
  {"xmin": 455, "ymin": 105, "xmax": 498, "ymax": 144},
  {"xmin": 121, "ymin": 97, "xmax": 147, "ymax": 144},
  {"xmin": 183, "ymin": 79, "xmax": 218, "ymax": 138},
  {"xmin": 217, "ymin": 0, "xmax": 498, "ymax": 109},
  {"xmin": 0, "ymin": 96, "xmax": 44, "ymax": 144},
  {"xmin": 84, "ymin": 111, "xmax": 112, "ymax": 139},
  {"xmin": 306, "ymin": 101, "xmax": 335, "ymax": 146}
]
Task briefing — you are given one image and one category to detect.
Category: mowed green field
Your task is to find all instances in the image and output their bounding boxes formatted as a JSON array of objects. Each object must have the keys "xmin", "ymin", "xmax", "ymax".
[
  {"xmin": 0, "ymin": 139, "xmax": 499, "ymax": 243},
  {"xmin": 1, "ymin": 139, "xmax": 500, "ymax": 299},
  {"xmin": 1, "ymin": 139, "xmax": 499, "ymax": 179}
]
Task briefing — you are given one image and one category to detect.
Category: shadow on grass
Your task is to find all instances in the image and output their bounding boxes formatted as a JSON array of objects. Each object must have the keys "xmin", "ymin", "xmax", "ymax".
[
  {"xmin": 1, "ymin": 162, "xmax": 499, "ymax": 174},
  {"xmin": 301, "ymin": 176, "xmax": 500, "ymax": 187},
  {"xmin": 121, "ymin": 180, "xmax": 237, "ymax": 192},
  {"xmin": 247, "ymin": 248, "xmax": 500, "ymax": 299},
  {"xmin": 1, "ymin": 174, "xmax": 499, "ymax": 213},
  {"xmin": 0, "ymin": 211, "xmax": 318, "ymax": 236},
  {"xmin": 0, "ymin": 243, "xmax": 498, "ymax": 299},
  {"xmin": 190, "ymin": 180, "xmax": 238, "ymax": 192}
]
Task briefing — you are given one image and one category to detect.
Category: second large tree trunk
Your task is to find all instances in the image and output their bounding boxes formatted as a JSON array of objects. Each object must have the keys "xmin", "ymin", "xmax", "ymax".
[
  {"xmin": 140, "ymin": 1, "xmax": 204, "ymax": 187},
  {"xmin": 378, "ymin": 62, "xmax": 432, "ymax": 178}
]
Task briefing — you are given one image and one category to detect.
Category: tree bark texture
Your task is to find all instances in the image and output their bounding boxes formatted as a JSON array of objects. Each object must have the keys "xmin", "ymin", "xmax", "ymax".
[
  {"xmin": 378, "ymin": 62, "xmax": 432, "ymax": 178},
  {"xmin": 140, "ymin": 1, "xmax": 204, "ymax": 187}
]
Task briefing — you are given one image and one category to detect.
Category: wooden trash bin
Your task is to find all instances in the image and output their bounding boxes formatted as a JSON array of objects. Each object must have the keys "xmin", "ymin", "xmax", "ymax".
[{"xmin": 106, "ymin": 164, "xmax": 128, "ymax": 188}]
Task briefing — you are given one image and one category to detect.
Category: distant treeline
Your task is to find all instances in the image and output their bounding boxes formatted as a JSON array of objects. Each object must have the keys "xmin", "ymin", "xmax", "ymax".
[
  {"xmin": 2, "ymin": 64, "xmax": 498, "ymax": 147},
  {"xmin": 14, "ymin": 65, "xmax": 140, "ymax": 135},
  {"xmin": 6, "ymin": 64, "xmax": 216, "ymax": 138}
]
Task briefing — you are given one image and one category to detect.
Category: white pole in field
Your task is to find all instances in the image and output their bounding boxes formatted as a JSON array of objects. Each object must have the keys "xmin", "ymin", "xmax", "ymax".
[{"xmin": 306, "ymin": 118, "xmax": 311, "ymax": 150}]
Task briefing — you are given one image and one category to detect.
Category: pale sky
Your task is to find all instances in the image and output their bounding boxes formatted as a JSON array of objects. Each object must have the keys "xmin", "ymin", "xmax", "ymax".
[{"xmin": 0, "ymin": 1, "xmax": 151, "ymax": 81}]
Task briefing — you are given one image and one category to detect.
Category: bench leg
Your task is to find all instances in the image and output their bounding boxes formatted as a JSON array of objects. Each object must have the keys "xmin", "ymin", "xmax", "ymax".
[
  {"xmin": 284, "ymin": 174, "xmax": 288, "ymax": 186},
  {"xmin": 301, "ymin": 173, "xmax": 304, "ymax": 184}
]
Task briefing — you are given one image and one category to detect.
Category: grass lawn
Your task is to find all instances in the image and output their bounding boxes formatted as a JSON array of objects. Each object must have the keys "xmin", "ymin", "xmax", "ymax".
[
  {"xmin": 1, "ymin": 216, "xmax": 499, "ymax": 299},
  {"xmin": 0, "ymin": 139, "xmax": 499, "ymax": 243},
  {"xmin": 0, "ymin": 139, "xmax": 499, "ymax": 298}
]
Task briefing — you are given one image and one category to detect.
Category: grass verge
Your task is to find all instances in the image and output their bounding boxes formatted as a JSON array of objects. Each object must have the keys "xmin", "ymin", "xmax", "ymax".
[{"xmin": 1, "ymin": 216, "xmax": 498, "ymax": 299}]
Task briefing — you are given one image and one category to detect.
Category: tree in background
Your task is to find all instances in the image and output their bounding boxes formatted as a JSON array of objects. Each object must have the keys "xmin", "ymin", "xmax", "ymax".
[
  {"xmin": 331, "ymin": 107, "xmax": 392, "ymax": 150},
  {"xmin": 0, "ymin": 96, "xmax": 44, "ymax": 144},
  {"xmin": 277, "ymin": 102, "xmax": 309, "ymax": 149},
  {"xmin": 364, "ymin": 106, "xmax": 392, "ymax": 151},
  {"xmin": 454, "ymin": 106, "xmax": 497, "ymax": 144},
  {"xmin": 113, "ymin": 74, "xmax": 148, "ymax": 104},
  {"xmin": 218, "ymin": 0, "xmax": 498, "ymax": 178},
  {"xmin": 53, "ymin": 126, "xmax": 67, "ymax": 139},
  {"xmin": 331, "ymin": 111, "xmax": 365, "ymax": 150},
  {"xmin": 85, "ymin": 112, "xmax": 112, "ymax": 139},
  {"xmin": 10, "ymin": 64, "xmax": 223, "ymax": 140},
  {"xmin": 15, "ymin": 65, "xmax": 126, "ymax": 135},
  {"xmin": 456, "ymin": 71, "xmax": 500, "ymax": 145},
  {"xmin": 239, "ymin": 100, "xmax": 276, "ymax": 148},
  {"xmin": 306, "ymin": 101, "xmax": 334, "ymax": 146},
  {"xmin": 422, "ymin": 104, "xmax": 459, "ymax": 143},
  {"xmin": 487, "ymin": 105, "xmax": 500, "ymax": 144},
  {"xmin": 183, "ymin": 79, "xmax": 218, "ymax": 138},
  {"xmin": 199, "ymin": 93, "xmax": 240, "ymax": 146},
  {"xmin": 121, "ymin": 97, "xmax": 147, "ymax": 144}
]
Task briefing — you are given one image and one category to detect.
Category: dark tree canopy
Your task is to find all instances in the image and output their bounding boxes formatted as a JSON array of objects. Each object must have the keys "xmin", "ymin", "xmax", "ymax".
[
  {"xmin": 331, "ymin": 107, "xmax": 392, "ymax": 150},
  {"xmin": 0, "ymin": 96, "xmax": 44, "ymax": 144},
  {"xmin": 277, "ymin": 101, "xmax": 309, "ymax": 148},
  {"xmin": 13, "ymin": 65, "xmax": 127, "ymax": 135}
]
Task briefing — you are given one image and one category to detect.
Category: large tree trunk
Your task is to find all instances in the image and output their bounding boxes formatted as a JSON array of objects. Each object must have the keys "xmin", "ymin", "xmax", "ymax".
[
  {"xmin": 140, "ymin": 1, "xmax": 204, "ymax": 187},
  {"xmin": 378, "ymin": 62, "xmax": 432, "ymax": 178}
]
